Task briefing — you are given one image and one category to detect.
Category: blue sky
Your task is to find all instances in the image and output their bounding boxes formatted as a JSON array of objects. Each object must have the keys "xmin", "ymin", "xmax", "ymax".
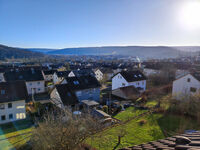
[{"xmin": 0, "ymin": 0, "xmax": 200, "ymax": 48}]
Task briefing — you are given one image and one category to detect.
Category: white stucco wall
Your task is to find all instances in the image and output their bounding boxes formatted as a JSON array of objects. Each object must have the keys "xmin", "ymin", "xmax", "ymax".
[
  {"xmin": 26, "ymin": 80, "xmax": 45, "ymax": 95},
  {"xmin": 0, "ymin": 73, "xmax": 5, "ymax": 82},
  {"xmin": 172, "ymin": 74, "xmax": 200, "ymax": 99},
  {"xmin": 95, "ymin": 70, "xmax": 103, "ymax": 81},
  {"xmin": 112, "ymin": 73, "xmax": 146, "ymax": 91},
  {"xmin": 112, "ymin": 73, "xmax": 129, "ymax": 90},
  {"xmin": 50, "ymin": 88, "xmax": 64, "ymax": 109},
  {"xmin": 0, "ymin": 100, "xmax": 26, "ymax": 124}
]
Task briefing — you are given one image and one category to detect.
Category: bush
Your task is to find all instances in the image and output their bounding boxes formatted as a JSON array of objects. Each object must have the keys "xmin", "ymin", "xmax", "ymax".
[{"xmin": 138, "ymin": 119, "xmax": 147, "ymax": 126}]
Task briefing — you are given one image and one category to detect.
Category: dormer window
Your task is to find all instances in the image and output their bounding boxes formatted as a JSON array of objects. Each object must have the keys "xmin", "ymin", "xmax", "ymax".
[
  {"xmin": 1, "ymin": 90, "xmax": 5, "ymax": 95},
  {"xmin": 134, "ymin": 75, "xmax": 137, "ymax": 77},
  {"xmin": 67, "ymin": 92, "xmax": 71, "ymax": 97},
  {"xmin": 73, "ymin": 81, "xmax": 79, "ymax": 85}
]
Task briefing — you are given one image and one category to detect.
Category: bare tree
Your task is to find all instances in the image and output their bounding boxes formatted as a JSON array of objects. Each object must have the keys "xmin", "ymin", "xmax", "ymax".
[{"xmin": 30, "ymin": 108, "xmax": 102, "ymax": 150}]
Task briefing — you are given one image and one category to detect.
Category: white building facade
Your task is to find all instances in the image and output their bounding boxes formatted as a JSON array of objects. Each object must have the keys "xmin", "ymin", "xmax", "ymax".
[
  {"xmin": 0, "ymin": 100, "xmax": 26, "ymax": 124},
  {"xmin": 112, "ymin": 71, "xmax": 146, "ymax": 91},
  {"xmin": 172, "ymin": 74, "xmax": 200, "ymax": 99}
]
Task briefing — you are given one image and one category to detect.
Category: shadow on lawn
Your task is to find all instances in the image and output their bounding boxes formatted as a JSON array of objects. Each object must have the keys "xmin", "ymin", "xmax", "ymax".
[
  {"xmin": 0, "ymin": 119, "xmax": 33, "ymax": 135},
  {"xmin": 156, "ymin": 112, "xmax": 199, "ymax": 137}
]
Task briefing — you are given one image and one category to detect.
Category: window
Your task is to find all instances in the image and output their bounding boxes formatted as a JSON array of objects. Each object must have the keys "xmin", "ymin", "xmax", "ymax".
[
  {"xmin": 38, "ymin": 88, "xmax": 40, "ymax": 91},
  {"xmin": 0, "ymin": 104, "xmax": 5, "ymax": 109},
  {"xmin": 8, "ymin": 103, "xmax": 12, "ymax": 108},
  {"xmin": 67, "ymin": 92, "xmax": 71, "ymax": 97},
  {"xmin": 1, "ymin": 115, "xmax": 6, "ymax": 121},
  {"xmin": 122, "ymin": 83, "xmax": 125, "ymax": 86},
  {"xmin": 1, "ymin": 90, "xmax": 5, "ymax": 95},
  {"xmin": 37, "ymin": 82, "xmax": 40, "ymax": 85},
  {"xmin": 73, "ymin": 81, "xmax": 79, "ymax": 85},
  {"xmin": 76, "ymin": 91, "xmax": 82, "ymax": 96},
  {"xmin": 29, "ymin": 83, "xmax": 32, "ymax": 86},
  {"xmin": 187, "ymin": 78, "xmax": 191, "ymax": 82},
  {"xmin": 9, "ymin": 114, "xmax": 13, "ymax": 119},
  {"xmin": 190, "ymin": 87, "xmax": 197, "ymax": 93}
]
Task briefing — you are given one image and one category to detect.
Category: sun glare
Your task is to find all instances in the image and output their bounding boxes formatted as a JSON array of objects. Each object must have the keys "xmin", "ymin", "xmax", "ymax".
[{"xmin": 178, "ymin": 1, "xmax": 200, "ymax": 30}]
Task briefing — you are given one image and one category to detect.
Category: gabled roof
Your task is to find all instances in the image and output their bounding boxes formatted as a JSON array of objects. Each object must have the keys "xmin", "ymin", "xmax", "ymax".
[
  {"xmin": 43, "ymin": 70, "xmax": 57, "ymax": 75},
  {"xmin": 72, "ymin": 69, "xmax": 95, "ymax": 77},
  {"xmin": 56, "ymin": 71, "xmax": 71, "ymax": 78},
  {"xmin": 4, "ymin": 70, "xmax": 44, "ymax": 82},
  {"xmin": 0, "ymin": 81, "xmax": 28, "ymax": 103},
  {"xmin": 118, "ymin": 70, "xmax": 147, "ymax": 82},
  {"xmin": 55, "ymin": 84, "xmax": 78, "ymax": 106},
  {"xmin": 64, "ymin": 75, "xmax": 101, "ymax": 91},
  {"xmin": 112, "ymin": 86, "xmax": 139, "ymax": 100},
  {"xmin": 191, "ymin": 72, "xmax": 200, "ymax": 82}
]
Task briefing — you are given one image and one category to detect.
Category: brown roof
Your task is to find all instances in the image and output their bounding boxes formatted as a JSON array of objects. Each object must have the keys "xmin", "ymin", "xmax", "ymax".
[
  {"xmin": 112, "ymin": 86, "xmax": 139, "ymax": 100},
  {"xmin": 119, "ymin": 131, "xmax": 200, "ymax": 150}
]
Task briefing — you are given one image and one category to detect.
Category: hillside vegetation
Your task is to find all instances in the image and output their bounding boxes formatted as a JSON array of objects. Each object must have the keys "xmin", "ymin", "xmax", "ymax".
[{"xmin": 0, "ymin": 44, "xmax": 44, "ymax": 60}]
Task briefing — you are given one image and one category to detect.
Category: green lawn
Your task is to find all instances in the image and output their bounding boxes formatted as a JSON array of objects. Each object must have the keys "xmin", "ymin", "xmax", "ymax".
[
  {"xmin": 114, "ymin": 107, "xmax": 147, "ymax": 122},
  {"xmin": 0, "ymin": 119, "xmax": 33, "ymax": 150},
  {"xmin": 88, "ymin": 107, "xmax": 199, "ymax": 150}
]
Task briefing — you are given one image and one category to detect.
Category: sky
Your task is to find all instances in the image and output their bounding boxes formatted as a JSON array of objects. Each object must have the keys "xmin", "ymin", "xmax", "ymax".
[{"xmin": 0, "ymin": 0, "xmax": 200, "ymax": 48}]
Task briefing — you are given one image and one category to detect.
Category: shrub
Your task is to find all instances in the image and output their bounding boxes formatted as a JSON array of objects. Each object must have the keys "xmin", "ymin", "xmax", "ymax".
[{"xmin": 138, "ymin": 119, "xmax": 147, "ymax": 126}]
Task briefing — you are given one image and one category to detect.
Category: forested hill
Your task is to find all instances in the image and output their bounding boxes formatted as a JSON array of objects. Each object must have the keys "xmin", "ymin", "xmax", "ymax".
[{"xmin": 0, "ymin": 44, "xmax": 44, "ymax": 60}]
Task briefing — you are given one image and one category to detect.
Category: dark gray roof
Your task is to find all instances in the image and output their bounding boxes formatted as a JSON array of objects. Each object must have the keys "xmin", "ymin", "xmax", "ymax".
[
  {"xmin": 120, "ymin": 131, "xmax": 200, "ymax": 150},
  {"xmin": 72, "ymin": 69, "xmax": 95, "ymax": 77},
  {"xmin": 43, "ymin": 70, "xmax": 57, "ymax": 75},
  {"xmin": 0, "ymin": 81, "xmax": 28, "ymax": 103},
  {"xmin": 119, "ymin": 70, "xmax": 147, "ymax": 82},
  {"xmin": 56, "ymin": 71, "xmax": 71, "ymax": 78},
  {"xmin": 55, "ymin": 84, "xmax": 78, "ymax": 106},
  {"xmin": 191, "ymin": 72, "xmax": 200, "ymax": 82},
  {"xmin": 4, "ymin": 70, "xmax": 44, "ymax": 82},
  {"xmin": 64, "ymin": 75, "xmax": 100, "ymax": 91}
]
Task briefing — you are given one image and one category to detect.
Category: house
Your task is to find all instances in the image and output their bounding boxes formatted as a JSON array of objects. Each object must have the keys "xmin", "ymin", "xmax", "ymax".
[
  {"xmin": 143, "ymin": 68, "xmax": 160, "ymax": 76},
  {"xmin": 71, "ymin": 69, "xmax": 95, "ymax": 77},
  {"xmin": 4, "ymin": 69, "xmax": 45, "ymax": 95},
  {"xmin": 94, "ymin": 68, "xmax": 114, "ymax": 81},
  {"xmin": 112, "ymin": 86, "xmax": 140, "ymax": 100},
  {"xmin": 51, "ymin": 75, "xmax": 101, "ymax": 108},
  {"xmin": 42, "ymin": 70, "xmax": 57, "ymax": 81},
  {"xmin": 94, "ymin": 69, "xmax": 104, "ymax": 81},
  {"xmin": 0, "ymin": 71, "xmax": 5, "ymax": 82},
  {"xmin": 61, "ymin": 75, "xmax": 101, "ymax": 102},
  {"xmin": 112, "ymin": 70, "xmax": 147, "ymax": 92},
  {"xmin": 50, "ymin": 84, "xmax": 78, "ymax": 108},
  {"xmin": 172, "ymin": 72, "xmax": 200, "ymax": 99},
  {"xmin": 53, "ymin": 71, "xmax": 71, "ymax": 84},
  {"xmin": 0, "ymin": 81, "xmax": 28, "ymax": 124}
]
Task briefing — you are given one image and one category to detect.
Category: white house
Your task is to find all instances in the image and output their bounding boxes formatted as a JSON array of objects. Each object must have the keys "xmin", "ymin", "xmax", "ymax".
[
  {"xmin": 112, "ymin": 71, "xmax": 147, "ymax": 92},
  {"xmin": 53, "ymin": 71, "xmax": 72, "ymax": 84},
  {"xmin": 42, "ymin": 70, "xmax": 57, "ymax": 81},
  {"xmin": 0, "ymin": 72, "xmax": 5, "ymax": 82},
  {"xmin": 0, "ymin": 81, "xmax": 27, "ymax": 124},
  {"xmin": 4, "ymin": 69, "xmax": 45, "ymax": 95},
  {"xmin": 94, "ymin": 69, "xmax": 104, "ymax": 81},
  {"xmin": 172, "ymin": 73, "xmax": 200, "ymax": 99}
]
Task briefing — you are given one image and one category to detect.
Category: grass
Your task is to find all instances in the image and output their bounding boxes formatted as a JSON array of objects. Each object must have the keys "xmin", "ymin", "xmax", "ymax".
[
  {"xmin": 0, "ymin": 119, "xmax": 33, "ymax": 150},
  {"xmin": 88, "ymin": 106, "xmax": 200, "ymax": 150},
  {"xmin": 114, "ymin": 107, "xmax": 147, "ymax": 122}
]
